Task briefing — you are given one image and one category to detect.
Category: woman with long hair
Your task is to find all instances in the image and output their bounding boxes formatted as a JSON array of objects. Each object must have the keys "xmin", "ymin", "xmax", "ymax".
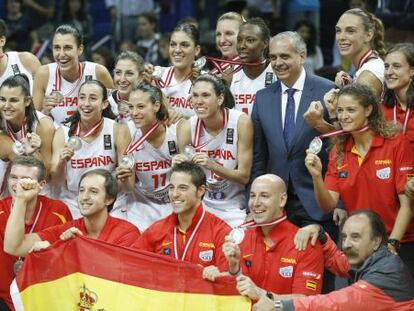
[
  {"xmin": 174, "ymin": 74, "xmax": 253, "ymax": 227},
  {"xmin": 305, "ymin": 84, "xmax": 414, "ymax": 277},
  {"xmin": 116, "ymin": 83, "xmax": 176, "ymax": 231},
  {"xmin": 334, "ymin": 8, "xmax": 386, "ymax": 98},
  {"xmin": 50, "ymin": 80, "xmax": 130, "ymax": 219},
  {"xmin": 215, "ymin": 12, "xmax": 244, "ymax": 60},
  {"xmin": 382, "ymin": 43, "xmax": 414, "ymax": 150},
  {"xmin": 32, "ymin": 24, "xmax": 113, "ymax": 126}
]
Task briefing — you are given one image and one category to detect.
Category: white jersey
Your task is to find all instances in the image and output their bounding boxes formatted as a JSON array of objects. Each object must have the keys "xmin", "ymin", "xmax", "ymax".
[
  {"xmin": 0, "ymin": 52, "xmax": 34, "ymax": 93},
  {"xmin": 45, "ymin": 61, "xmax": 97, "ymax": 126},
  {"xmin": 354, "ymin": 57, "xmax": 384, "ymax": 85},
  {"xmin": 190, "ymin": 109, "xmax": 245, "ymax": 228},
  {"xmin": 2, "ymin": 111, "xmax": 48, "ymax": 140},
  {"xmin": 108, "ymin": 90, "xmax": 136, "ymax": 136},
  {"xmin": 230, "ymin": 63, "xmax": 276, "ymax": 117},
  {"xmin": 155, "ymin": 66, "xmax": 194, "ymax": 118},
  {"xmin": 118, "ymin": 124, "xmax": 178, "ymax": 231},
  {"xmin": 59, "ymin": 118, "xmax": 118, "ymax": 218}
]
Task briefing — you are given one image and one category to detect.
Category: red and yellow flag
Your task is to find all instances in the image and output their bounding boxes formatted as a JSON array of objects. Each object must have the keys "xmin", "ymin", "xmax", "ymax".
[{"xmin": 10, "ymin": 236, "xmax": 250, "ymax": 311}]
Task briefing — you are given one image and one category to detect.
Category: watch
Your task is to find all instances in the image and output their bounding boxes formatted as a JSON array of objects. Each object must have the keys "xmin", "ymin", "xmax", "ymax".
[
  {"xmin": 387, "ymin": 239, "xmax": 401, "ymax": 250},
  {"xmin": 273, "ymin": 300, "xmax": 283, "ymax": 310}
]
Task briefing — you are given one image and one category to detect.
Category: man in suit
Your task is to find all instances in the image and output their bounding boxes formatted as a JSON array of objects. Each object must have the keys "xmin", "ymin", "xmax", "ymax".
[{"xmin": 251, "ymin": 31, "xmax": 338, "ymax": 292}]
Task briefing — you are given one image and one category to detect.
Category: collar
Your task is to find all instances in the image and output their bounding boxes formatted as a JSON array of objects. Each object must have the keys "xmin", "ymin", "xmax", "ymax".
[
  {"xmin": 255, "ymin": 215, "xmax": 289, "ymax": 247},
  {"xmin": 281, "ymin": 68, "xmax": 306, "ymax": 94},
  {"xmin": 348, "ymin": 245, "xmax": 388, "ymax": 281},
  {"xmin": 174, "ymin": 203, "xmax": 204, "ymax": 233},
  {"xmin": 345, "ymin": 133, "xmax": 384, "ymax": 152}
]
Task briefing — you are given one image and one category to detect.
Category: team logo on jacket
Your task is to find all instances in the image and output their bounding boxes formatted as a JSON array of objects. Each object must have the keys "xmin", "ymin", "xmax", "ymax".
[
  {"xmin": 376, "ymin": 167, "xmax": 390, "ymax": 179},
  {"xmin": 279, "ymin": 265, "xmax": 293, "ymax": 278},
  {"xmin": 199, "ymin": 250, "xmax": 213, "ymax": 262}
]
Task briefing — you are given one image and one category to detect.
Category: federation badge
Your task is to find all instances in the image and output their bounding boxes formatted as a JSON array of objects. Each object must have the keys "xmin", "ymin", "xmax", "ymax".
[
  {"xmin": 199, "ymin": 249, "xmax": 213, "ymax": 262},
  {"xmin": 376, "ymin": 167, "xmax": 391, "ymax": 179},
  {"xmin": 279, "ymin": 265, "xmax": 293, "ymax": 278}
]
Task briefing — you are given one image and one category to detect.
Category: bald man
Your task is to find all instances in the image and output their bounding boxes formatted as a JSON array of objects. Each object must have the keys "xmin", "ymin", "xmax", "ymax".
[{"xmin": 203, "ymin": 174, "xmax": 324, "ymax": 302}]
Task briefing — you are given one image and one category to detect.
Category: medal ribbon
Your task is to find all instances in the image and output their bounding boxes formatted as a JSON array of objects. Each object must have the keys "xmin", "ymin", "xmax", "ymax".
[
  {"xmin": 393, "ymin": 104, "xmax": 410, "ymax": 134},
  {"xmin": 237, "ymin": 215, "xmax": 287, "ymax": 230},
  {"xmin": 54, "ymin": 63, "xmax": 85, "ymax": 96},
  {"xmin": 173, "ymin": 208, "xmax": 206, "ymax": 261},
  {"xmin": 6, "ymin": 120, "xmax": 28, "ymax": 142},
  {"xmin": 357, "ymin": 49, "xmax": 376, "ymax": 70},
  {"xmin": 74, "ymin": 118, "xmax": 104, "ymax": 138},
  {"xmin": 124, "ymin": 122, "xmax": 160, "ymax": 155},
  {"xmin": 192, "ymin": 108, "xmax": 229, "ymax": 150},
  {"xmin": 154, "ymin": 67, "xmax": 192, "ymax": 89},
  {"xmin": 317, "ymin": 125, "xmax": 370, "ymax": 139},
  {"xmin": 206, "ymin": 56, "xmax": 266, "ymax": 76}
]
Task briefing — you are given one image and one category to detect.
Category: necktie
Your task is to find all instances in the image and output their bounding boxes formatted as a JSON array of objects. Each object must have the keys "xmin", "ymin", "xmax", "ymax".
[{"xmin": 283, "ymin": 88, "xmax": 297, "ymax": 148}]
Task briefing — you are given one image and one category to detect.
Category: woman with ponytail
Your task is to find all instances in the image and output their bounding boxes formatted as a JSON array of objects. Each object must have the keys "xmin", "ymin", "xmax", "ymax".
[
  {"xmin": 334, "ymin": 8, "xmax": 386, "ymax": 98},
  {"xmin": 173, "ymin": 74, "xmax": 253, "ymax": 228},
  {"xmin": 50, "ymin": 80, "xmax": 130, "ymax": 218},
  {"xmin": 382, "ymin": 43, "xmax": 414, "ymax": 150}
]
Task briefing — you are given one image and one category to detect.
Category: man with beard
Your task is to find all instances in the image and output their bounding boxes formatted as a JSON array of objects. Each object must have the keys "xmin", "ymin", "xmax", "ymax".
[{"xmin": 253, "ymin": 210, "xmax": 414, "ymax": 310}]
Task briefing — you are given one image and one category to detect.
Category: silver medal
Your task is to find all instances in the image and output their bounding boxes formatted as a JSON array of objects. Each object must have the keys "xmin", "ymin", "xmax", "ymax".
[
  {"xmin": 50, "ymin": 90, "xmax": 64, "ymax": 103},
  {"xmin": 13, "ymin": 258, "xmax": 24, "ymax": 275},
  {"xmin": 67, "ymin": 136, "xmax": 82, "ymax": 151},
  {"xmin": 229, "ymin": 228, "xmax": 245, "ymax": 245},
  {"xmin": 120, "ymin": 153, "xmax": 135, "ymax": 169},
  {"xmin": 193, "ymin": 57, "xmax": 207, "ymax": 70},
  {"xmin": 183, "ymin": 145, "xmax": 196, "ymax": 159},
  {"xmin": 308, "ymin": 137, "xmax": 323, "ymax": 154},
  {"xmin": 118, "ymin": 101, "xmax": 130, "ymax": 115},
  {"xmin": 12, "ymin": 141, "xmax": 25, "ymax": 155},
  {"xmin": 152, "ymin": 66, "xmax": 165, "ymax": 80}
]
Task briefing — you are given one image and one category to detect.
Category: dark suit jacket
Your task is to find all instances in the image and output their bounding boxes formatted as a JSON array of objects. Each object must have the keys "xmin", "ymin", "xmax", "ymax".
[{"xmin": 251, "ymin": 72, "xmax": 334, "ymax": 221}]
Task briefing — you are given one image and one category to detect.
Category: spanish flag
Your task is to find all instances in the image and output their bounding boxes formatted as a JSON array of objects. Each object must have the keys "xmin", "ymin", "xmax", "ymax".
[{"xmin": 10, "ymin": 236, "xmax": 250, "ymax": 310}]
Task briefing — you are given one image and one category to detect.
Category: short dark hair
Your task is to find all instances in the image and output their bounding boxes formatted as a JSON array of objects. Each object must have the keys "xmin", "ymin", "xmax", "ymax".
[
  {"xmin": 240, "ymin": 17, "xmax": 270, "ymax": 42},
  {"xmin": 349, "ymin": 210, "xmax": 388, "ymax": 245},
  {"xmin": 78, "ymin": 169, "xmax": 118, "ymax": 212},
  {"xmin": 170, "ymin": 162, "xmax": 206, "ymax": 188},
  {"xmin": 11, "ymin": 156, "xmax": 47, "ymax": 181}
]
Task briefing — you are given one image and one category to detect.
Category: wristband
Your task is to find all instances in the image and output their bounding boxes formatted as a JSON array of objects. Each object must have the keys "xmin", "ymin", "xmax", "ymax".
[
  {"xmin": 318, "ymin": 226, "xmax": 328, "ymax": 245},
  {"xmin": 387, "ymin": 239, "xmax": 401, "ymax": 250},
  {"xmin": 228, "ymin": 266, "xmax": 241, "ymax": 277}
]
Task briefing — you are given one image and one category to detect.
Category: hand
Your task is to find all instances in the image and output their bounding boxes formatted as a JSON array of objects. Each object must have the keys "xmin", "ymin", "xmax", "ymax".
[
  {"xmin": 167, "ymin": 108, "xmax": 185, "ymax": 125},
  {"xmin": 294, "ymin": 224, "xmax": 321, "ymax": 251},
  {"xmin": 335, "ymin": 71, "xmax": 352, "ymax": 88},
  {"xmin": 387, "ymin": 243, "xmax": 398, "ymax": 255},
  {"xmin": 304, "ymin": 150, "xmax": 323, "ymax": 177},
  {"xmin": 28, "ymin": 240, "xmax": 51, "ymax": 253},
  {"xmin": 43, "ymin": 93, "xmax": 61, "ymax": 115},
  {"xmin": 142, "ymin": 64, "xmax": 155, "ymax": 84},
  {"xmin": 172, "ymin": 154, "xmax": 188, "ymax": 166},
  {"xmin": 303, "ymin": 101, "xmax": 324, "ymax": 129},
  {"xmin": 405, "ymin": 177, "xmax": 414, "ymax": 199},
  {"xmin": 59, "ymin": 227, "xmax": 83, "ymax": 241},
  {"xmin": 116, "ymin": 165, "xmax": 133, "ymax": 182},
  {"xmin": 21, "ymin": 133, "xmax": 42, "ymax": 155},
  {"xmin": 333, "ymin": 208, "xmax": 348, "ymax": 227},
  {"xmin": 323, "ymin": 88, "xmax": 339, "ymax": 118},
  {"xmin": 236, "ymin": 274, "xmax": 264, "ymax": 301},
  {"xmin": 253, "ymin": 295, "xmax": 278, "ymax": 311},
  {"xmin": 15, "ymin": 178, "xmax": 42, "ymax": 202},
  {"xmin": 192, "ymin": 152, "xmax": 215, "ymax": 170},
  {"xmin": 222, "ymin": 236, "xmax": 241, "ymax": 270},
  {"xmin": 60, "ymin": 145, "xmax": 75, "ymax": 161},
  {"xmin": 190, "ymin": 63, "xmax": 202, "ymax": 82},
  {"xmin": 202, "ymin": 265, "xmax": 227, "ymax": 282}
]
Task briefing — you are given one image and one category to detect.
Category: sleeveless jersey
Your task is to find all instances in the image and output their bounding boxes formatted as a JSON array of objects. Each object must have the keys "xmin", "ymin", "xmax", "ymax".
[
  {"xmin": 45, "ymin": 61, "xmax": 97, "ymax": 126},
  {"xmin": 59, "ymin": 118, "xmax": 117, "ymax": 218},
  {"xmin": 108, "ymin": 90, "xmax": 136, "ymax": 136},
  {"xmin": 120, "ymin": 123, "xmax": 178, "ymax": 232},
  {"xmin": 230, "ymin": 63, "xmax": 276, "ymax": 117},
  {"xmin": 0, "ymin": 52, "xmax": 34, "ymax": 93},
  {"xmin": 354, "ymin": 57, "xmax": 384, "ymax": 85},
  {"xmin": 2, "ymin": 111, "xmax": 48, "ymax": 140},
  {"xmin": 155, "ymin": 66, "xmax": 194, "ymax": 117},
  {"xmin": 190, "ymin": 109, "xmax": 245, "ymax": 228}
]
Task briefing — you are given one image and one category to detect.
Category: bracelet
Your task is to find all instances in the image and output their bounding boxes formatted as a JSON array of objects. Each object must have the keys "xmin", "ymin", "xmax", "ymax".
[
  {"xmin": 387, "ymin": 239, "xmax": 401, "ymax": 250},
  {"xmin": 228, "ymin": 266, "xmax": 241, "ymax": 277},
  {"xmin": 273, "ymin": 300, "xmax": 283, "ymax": 310}
]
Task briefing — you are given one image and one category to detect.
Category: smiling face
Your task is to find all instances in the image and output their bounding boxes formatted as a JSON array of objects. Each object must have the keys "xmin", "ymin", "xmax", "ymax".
[
  {"xmin": 248, "ymin": 176, "xmax": 287, "ymax": 224},
  {"xmin": 113, "ymin": 59, "xmax": 142, "ymax": 98},
  {"xmin": 191, "ymin": 81, "xmax": 223, "ymax": 120},
  {"xmin": 78, "ymin": 174, "xmax": 113, "ymax": 217},
  {"xmin": 52, "ymin": 33, "xmax": 83, "ymax": 74},
  {"xmin": 77, "ymin": 83, "xmax": 107, "ymax": 123},
  {"xmin": 342, "ymin": 214, "xmax": 381, "ymax": 268},
  {"xmin": 237, "ymin": 24, "xmax": 267, "ymax": 63},
  {"xmin": 337, "ymin": 94, "xmax": 372, "ymax": 131},
  {"xmin": 269, "ymin": 37, "xmax": 305, "ymax": 87},
  {"xmin": 8, "ymin": 164, "xmax": 43, "ymax": 198},
  {"xmin": 169, "ymin": 31, "xmax": 200, "ymax": 70},
  {"xmin": 128, "ymin": 90, "xmax": 160, "ymax": 130},
  {"xmin": 384, "ymin": 51, "xmax": 414, "ymax": 93},
  {"xmin": 216, "ymin": 19, "xmax": 240, "ymax": 59},
  {"xmin": 0, "ymin": 85, "xmax": 29, "ymax": 123},
  {"xmin": 335, "ymin": 13, "xmax": 372, "ymax": 59},
  {"xmin": 168, "ymin": 171, "xmax": 205, "ymax": 217}
]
